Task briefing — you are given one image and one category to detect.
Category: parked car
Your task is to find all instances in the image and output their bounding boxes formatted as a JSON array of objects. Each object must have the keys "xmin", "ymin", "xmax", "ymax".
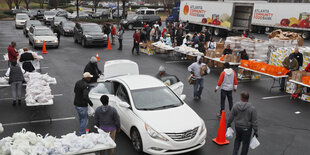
[
  {"xmin": 28, "ymin": 26, "xmax": 59, "ymax": 49},
  {"xmin": 56, "ymin": 10, "xmax": 68, "ymax": 17},
  {"xmin": 136, "ymin": 8, "xmax": 157, "ymax": 15},
  {"xmin": 51, "ymin": 16, "xmax": 67, "ymax": 30},
  {"xmin": 35, "ymin": 9, "xmax": 45, "ymax": 20},
  {"xmin": 90, "ymin": 11, "xmax": 103, "ymax": 19},
  {"xmin": 73, "ymin": 22, "xmax": 108, "ymax": 47},
  {"xmin": 121, "ymin": 15, "xmax": 161, "ymax": 30},
  {"xmin": 23, "ymin": 20, "xmax": 42, "ymax": 37},
  {"xmin": 112, "ymin": 10, "xmax": 123, "ymax": 19},
  {"xmin": 12, "ymin": 7, "xmax": 27, "ymax": 15},
  {"xmin": 43, "ymin": 11, "xmax": 56, "ymax": 25},
  {"xmin": 28, "ymin": 9, "xmax": 37, "ymax": 20},
  {"xmin": 58, "ymin": 21, "xmax": 75, "ymax": 36},
  {"xmin": 15, "ymin": 13, "xmax": 30, "ymax": 29},
  {"xmin": 67, "ymin": 11, "xmax": 89, "ymax": 19},
  {"xmin": 156, "ymin": 8, "xmax": 165, "ymax": 12},
  {"xmin": 89, "ymin": 60, "xmax": 207, "ymax": 154}
]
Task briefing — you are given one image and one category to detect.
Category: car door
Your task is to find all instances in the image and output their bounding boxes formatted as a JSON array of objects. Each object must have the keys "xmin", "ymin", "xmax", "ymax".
[
  {"xmin": 113, "ymin": 82, "xmax": 136, "ymax": 135},
  {"xmin": 159, "ymin": 75, "xmax": 184, "ymax": 97},
  {"xmin": 134, "ymin": 16, "xmax": 143, "ymax": 28},
  {"xmin": 88, "ymin": 81, "xmax": 116, "ymax": 110}
]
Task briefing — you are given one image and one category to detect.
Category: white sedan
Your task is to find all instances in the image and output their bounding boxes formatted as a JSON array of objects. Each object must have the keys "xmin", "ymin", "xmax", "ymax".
[{"xmin": 89, "ymin": 60, "xmax": 207, "ymax": 154}]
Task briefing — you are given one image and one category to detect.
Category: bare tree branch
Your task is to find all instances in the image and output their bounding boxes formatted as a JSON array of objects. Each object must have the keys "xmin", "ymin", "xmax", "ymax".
[
  {"xmin": 24, "ymin": 0, "xmax": 31, "ymax": 10},
  {"xmin": 5, "ymin": 0, "xmax": 13, "ymax": 10},
  {"xmin": 92, "ymin": 0, "xmax": 100, "ymax": 12},
  {"xmin": 13, "ymin": 0, "xmax": 23, "ymax": 9}
]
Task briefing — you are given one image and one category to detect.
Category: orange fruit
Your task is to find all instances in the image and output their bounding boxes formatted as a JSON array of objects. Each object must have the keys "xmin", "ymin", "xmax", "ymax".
[{"xmin": 183, "ymin": 4, "xmax": 189, "ymax": 15}]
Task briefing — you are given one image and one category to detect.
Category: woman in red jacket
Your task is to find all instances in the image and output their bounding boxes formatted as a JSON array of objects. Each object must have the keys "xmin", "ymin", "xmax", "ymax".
[
  {"xmin": 132, "ymin": 30, "xmax": 140, "ymax": 55},
  {"xmin": 111, "ymin": 25, "xmax": 116, "ymax": 45}
]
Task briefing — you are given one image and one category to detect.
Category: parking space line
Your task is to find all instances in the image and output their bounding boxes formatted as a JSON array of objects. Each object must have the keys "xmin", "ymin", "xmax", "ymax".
[
  {"xmin": 0, "ymin": 94, "xmax": 63, "ymax": 101},
  {"xmin": 2, "ymin": 116, "xmax": 76, "ymax": 126},
  {"xmin": 262, "ymin": 95, "xmax": 290, "ymax": 100}
]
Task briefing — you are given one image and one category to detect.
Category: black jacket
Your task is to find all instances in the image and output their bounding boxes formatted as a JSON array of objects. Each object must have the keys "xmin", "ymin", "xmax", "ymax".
[
  {"xmin": 293, "ymin": 52, "xmax": 303, "ymax": 67},
  {"xmin": 223, "ymin": 48, "xmax": 232, "ymax": 55},
  {"xmin": 19, "ymin": 53, "xmax": 35, "ymax": 72},
  {"xmin": 74, "ymin": 79, "xmax": 93, "ymax": 107},
  {"xmin": 84, "ymin": 62, "xmax": 102, "ymax": 83},
  {"xmin": 9, "ymin": 65, "xmax": 25, "ymax": 84},
  {"xmin": 198, "ymin": 42, "xmax": 205, "ymax": 53}
]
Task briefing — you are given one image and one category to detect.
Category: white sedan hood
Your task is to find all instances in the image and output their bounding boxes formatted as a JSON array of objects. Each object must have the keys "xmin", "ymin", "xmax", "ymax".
[
  {"xmin": 136, "ymin": 104, "xmax": 201, "ymax": 133},
  {"xmin": 35, "ymin": 36, "xmax": 57, "ymax": 41}
]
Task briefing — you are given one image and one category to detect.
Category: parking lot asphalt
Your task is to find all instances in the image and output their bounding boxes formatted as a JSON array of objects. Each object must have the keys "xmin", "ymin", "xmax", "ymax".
[{"xmin": 1, "ymin": 20, "xmax": 310, "ymax": 155}]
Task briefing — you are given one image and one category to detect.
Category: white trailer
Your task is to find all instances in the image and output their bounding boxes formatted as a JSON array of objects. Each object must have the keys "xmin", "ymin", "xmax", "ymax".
[{"xmin": 179, "ymin": 1, "xmax": 310, "ymax": 39}]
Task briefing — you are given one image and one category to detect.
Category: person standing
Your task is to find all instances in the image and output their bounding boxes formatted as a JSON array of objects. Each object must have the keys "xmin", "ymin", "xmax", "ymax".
[
  {"xmin": 188, "ymin": 56, "xmax": 207, "ymax": 100},
  {"xmin": 241, "ymin": 30, "xmax": 247, "ymax": 38},
  {"xmin": 8, "ymin": 42, "xmax": 19, "ymax": 65},
  {"xmin": 207, "ymin": 37, "xmax": 216, "ymax": 50},
  {"xmin": 292, "ymin": 47, "xmax": 303, "ymax": 69},
  {"xmin": 150, "ymin": 26, "xmax": 155, "ymax": 41},
  {"xmin": 5, "ymin": 60, "xmax": 25, "ymax": 106},
  {"xmin": 204, "ymin": 28, "xmax": 211, "ymax": 43},
  {"xmin": 19, "ymin": 47, "xmax": 38, "ymax": 72},
  {"xmin": 215, "ymin": 62, "xmax": 238, "ymax": 116},
  {"xmin": 223, "ymin": 44, "xmax": 232, "ymax": 55},
  {"xmin": 84, "ymin": 57, "xmax": 102, "ymax": 83},
  {"xmin": 227, "ymin": 91, "xmax": 258, "ymax": 155},
  {"xmin": 117, "ymin": 27, "xmax": 125, "ymax": 50},
  {"xmin": 111, "ymin": 25, "xmax": 116, "ymax": 45},
  {"xmin": 95, "ymin": 95, "xmax": 120, "ymax": 155},
  {"xmin": 74, "ymin": 72, "xmax": 94, "ymax": 136},
  {"xmin": 280, "ymin": 54, "xmax": 299, "ymax": 91},
  {"xmin": 154, "ymin": 27, "xmax": 161, "ymax": 42},
  {"xmin": 132, "ymin": 30, "xmax": 140, "ymax": 55},
  {"xmin": 155, "ymin": 65, "xmax": 170, "ymax": 79}
]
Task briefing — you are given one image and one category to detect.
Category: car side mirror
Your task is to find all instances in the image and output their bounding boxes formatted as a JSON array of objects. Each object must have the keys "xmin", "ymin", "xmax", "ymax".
[
  {"xmin": 180, "ymin": 94, "xmax": 186, "ymax": 101},
  {"xmin": 119, "ymin": 101, "xmax": 130, "ymax": 108}
]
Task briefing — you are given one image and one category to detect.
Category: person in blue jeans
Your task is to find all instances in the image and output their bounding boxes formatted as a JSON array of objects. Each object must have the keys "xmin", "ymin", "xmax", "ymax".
[
  {"xmin": 74, "ymin": 72, "xmax": 94, "ymax": 136},
  {"xmin": 188, "ymin": 56, "xmax": 208, "ymax": 100}
]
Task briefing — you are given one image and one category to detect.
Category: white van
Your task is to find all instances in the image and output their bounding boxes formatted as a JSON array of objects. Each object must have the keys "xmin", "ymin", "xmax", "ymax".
[{"xmin": 136, "ymin": 8, "xmax": 157, "ymax": 15}]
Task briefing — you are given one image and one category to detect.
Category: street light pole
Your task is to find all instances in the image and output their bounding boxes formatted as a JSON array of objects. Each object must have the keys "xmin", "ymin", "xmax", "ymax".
[
  {"xmin": 117, "ymin": 0, "xmax": 120, "ymax": 19},
  {"xmin": 76, "ymin": 0, "xmax": 79, "ymax": 18}
]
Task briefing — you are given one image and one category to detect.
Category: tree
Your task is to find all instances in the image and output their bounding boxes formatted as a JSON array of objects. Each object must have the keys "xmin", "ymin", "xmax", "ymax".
[
  {"xmin": 13, "ymin": 0, "xmax": 23, "ymax": 9},
  {"xmin": 122, "ymin": 0, "xmax": 126, "ymax": 19},
  {"xmin": 48, "ymin": 0, "xmax": 59, "ymax": 9},
  {"xmin": 5, "ymin": 0, "xmax": 13, "ymax": 10},
  {"xmin": 92, "ymin": 0, "xmax": 100, "ymax": 12},
  {"xmin": 39, "ymin": 0, "xmax": 44, "ymax": 8},
  {"xmin": 24, "ymin": 0, "xmax": 31, "ymax": 10}
]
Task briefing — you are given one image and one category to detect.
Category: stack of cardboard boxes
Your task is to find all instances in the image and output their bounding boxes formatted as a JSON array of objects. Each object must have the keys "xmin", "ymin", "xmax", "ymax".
[{"xmin": 268, "ymin": 29, "xmax": 303, "ymax": 48}]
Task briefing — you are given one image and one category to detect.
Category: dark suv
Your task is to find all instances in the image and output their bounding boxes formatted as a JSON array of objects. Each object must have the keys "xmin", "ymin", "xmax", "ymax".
[
  {"xmin": 73, "ymin": 23, "xmax": 108, "ymax": 47},
  {"xmin": 121, "ymin": 15, "xmax": 161, "ymax": 30}
]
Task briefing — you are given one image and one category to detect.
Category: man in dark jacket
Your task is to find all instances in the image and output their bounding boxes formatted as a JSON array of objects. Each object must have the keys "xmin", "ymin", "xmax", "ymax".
[
  {"xmin": 204, "ymin": 28, "xmax": 211, "ymax": 43},
  {"xmin": 223, "ymin": 44, "xmax": 232, "ymax": 55},
  {"xmin": 95, "ymin": 95, "xmax": 120, "ymax": 155},
  {"xmin": 8, "ymin": 42, "xmax": 19, "ymax": 64},
  {"xmin": 74, "ymin": 72, "xmax": 94, "ymax": 136},
  {"xmin": 84, "ymin": 57, "xmax": 102, "ymax": 83},
  {"xmin": 292, "ymin": 48, "xmax": 303, "ymax": 69},
  {"xmin": 227, "ymin": 91, "xmax": 258, "ymax": 155},
  {"xmin": 132, "ymin": 29, "xmax": 140, "ymax": 55},
  {"xmin": 280, "ymin": 54, "xmax": 299, "ymax": 91},
  {"xmin": 5, "ymin": 60, "xmax": 25, "ymax": 106}
]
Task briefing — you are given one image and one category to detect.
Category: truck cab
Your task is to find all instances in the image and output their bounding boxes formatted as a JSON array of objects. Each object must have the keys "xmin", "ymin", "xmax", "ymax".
[{"xmin": 166, "ymin": 7, "xmax": 180, "ymax": 23}]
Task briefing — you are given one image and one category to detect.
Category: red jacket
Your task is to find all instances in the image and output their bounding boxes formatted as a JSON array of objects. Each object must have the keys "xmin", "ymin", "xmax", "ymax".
[
  {"xmin": 8, "ymin": 45, "xmax": 18, "ymax": 62},
  {"xmin": 111, "ymin": 26, "xmax": 116, "ymax": 35},
  {"xmin": 216, "ymin": 68, "xmax": 238, "ymax": 91},
  {"xmin": 162, "ymin": 29, "xmax": 167, "ymax": 37},
  {"xmin": 306, "ymin": 63, "xmax": 310, "ymax": 72},
  {"xmin": 133, "ymin": 32, "xmax": 140, "ymax": 43}
]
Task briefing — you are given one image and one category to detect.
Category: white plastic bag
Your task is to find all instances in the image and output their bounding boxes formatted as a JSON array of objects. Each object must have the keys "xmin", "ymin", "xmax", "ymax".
[
  {"xmin": 250, "ymin": 136, "xmax": 260, "ymax": 149},
  {"xmin": 0, "ymin": 123, "xmax": 3, "ymax": 134},
  {"xmin": 225, "ymin": 127, "xmax": 234, "ymax": 138},
  {"xmin": 88, "ymin": 106, "xmax": 95, "ymax": 117}
]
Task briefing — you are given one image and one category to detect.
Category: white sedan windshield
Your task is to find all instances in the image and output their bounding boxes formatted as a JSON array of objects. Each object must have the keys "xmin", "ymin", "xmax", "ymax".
[
  {"xmin": 132, "ymin": 87, "xmax": 183, "ymax": 110},
  {"xmin": 16, "ymin": 15, "xmax": 29, "ymax": 20},
  {"xmin": 35, "ymin": 29, "xmax": 54, "ymax": 36}
]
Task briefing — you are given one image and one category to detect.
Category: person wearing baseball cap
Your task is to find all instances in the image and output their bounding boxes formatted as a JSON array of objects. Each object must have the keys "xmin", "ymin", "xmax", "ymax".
[{"xmin": 74, "ymin": 72, "xmax": 94, "ymax": 136}]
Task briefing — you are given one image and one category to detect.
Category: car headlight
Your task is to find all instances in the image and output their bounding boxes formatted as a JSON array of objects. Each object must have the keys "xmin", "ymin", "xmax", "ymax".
[
  {"xmin": 53, "ymin": 39, "xmax": 58, "ymax": 43},
  {"xmin": 103, "ymin": 34, "xmax": 107, "ymax": 38},
  {"xmin": 34, "ymin": 40, "xmax": 41, "ymax": 43},
  {"xmin": 26, "ymin": 28, "xmax": 29, "ymax": 31},
  {"xmin": 65, "ymin": 29, "xmax": 69, "ymax": 32},
  {"xmin": 145, "ymin": 123, "xmax": 168, "ymax": 141},
  {"xmin": 199, "ymin": 118, "xmax": 206, "ymax": 135},
  {"xmin": 123, "ymin": 20, "xmax": 128, "ymax": 23},
  {"xmin": 85, "ymin": 35, "xmax": 92, "ymax": 39}
]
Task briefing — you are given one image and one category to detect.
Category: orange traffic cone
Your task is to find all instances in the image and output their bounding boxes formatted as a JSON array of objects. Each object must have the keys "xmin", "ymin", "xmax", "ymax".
[
  {"xmin": 96, "ymin": 52, "xmax": 100, "ymax": 61},
  {"xmin": 107, "ymin": 38, "xmax": 111, "ymax": 50},
  {"xmin": 213, "ymin": 110, "xmax": 229, "ymax": 145},
  {"xmin": 42, "ymin": 40, "xmax": 47, "ymax": 54}
]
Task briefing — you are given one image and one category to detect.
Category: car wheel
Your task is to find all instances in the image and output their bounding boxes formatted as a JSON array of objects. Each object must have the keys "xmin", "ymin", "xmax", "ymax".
[
  {"xmin": 131, "ymin": 128, "xmax": 143, "ymax": 152},
  {"xmin": 128, "ymin": 24, "xmax": 133, "ymax": 30},
  {"xmin": 82, "ymin": 39, "xmax": 87, "ymax": 47}
]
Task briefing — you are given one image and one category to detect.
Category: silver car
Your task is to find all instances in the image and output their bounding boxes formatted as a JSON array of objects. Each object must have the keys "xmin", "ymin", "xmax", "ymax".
[
  {"xmin": 15, "ymin": 13, "xmax": 30, "ymax": 29},
  {"xmin": 28, "ymin": 26, "xmax": 59, "ymax": 49}
]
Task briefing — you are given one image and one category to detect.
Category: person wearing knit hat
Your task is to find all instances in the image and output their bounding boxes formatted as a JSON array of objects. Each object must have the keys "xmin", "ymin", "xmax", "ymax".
[
  {"xmin": 188, "ymin": 56, "xmax": 207, "ymax": 100},
  {"xmin": 280, "ymin": 53, "xmax": 299, "ymax": 91},
  {"xmin": 84, "ymin": 56, "xmax": 102, "ymax": 83},
  {"xmin": 155, "ymin": 65, "xmax": 170, "ymax": 79},
  {"xmin": 95, "ymin": 95, "xmax": 120, "ymax": 155},
  {"xmin": 74, "ymin": 72, "xmax": 94, "ymax": 136}
]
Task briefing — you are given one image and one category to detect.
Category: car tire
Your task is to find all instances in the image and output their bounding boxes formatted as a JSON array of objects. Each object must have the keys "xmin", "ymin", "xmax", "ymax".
[
  {"xmin": 128, "ymin": 24, "xmax": 133, "ymax": 30},
  {"xmin": 82, "ymin": 39, "xmax": 87, "ymax": 47},
  {"xmin": 131, "ymin": 128, "xmax": 143, "ymax": 152}
]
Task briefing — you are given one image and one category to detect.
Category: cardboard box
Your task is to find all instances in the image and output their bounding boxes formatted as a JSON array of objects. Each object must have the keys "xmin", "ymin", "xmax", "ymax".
[
  {"xmin": 286, "ymin": 82, "xmax": 301, "ymax": 94},
  {"xmin": 208, "ymin": 60, "xmax": 214, "ymax": 68},
  {"xmin": 216, "ymin": 42, "xmax": 225, "ymax": 50},
  {"xmin": 301, "ymin": 93, "xmax": 310, "ymax": 102}
]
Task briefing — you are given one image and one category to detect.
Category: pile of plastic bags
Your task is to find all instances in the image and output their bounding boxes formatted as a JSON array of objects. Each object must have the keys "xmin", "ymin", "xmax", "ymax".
[
  {"xmin": 152, "ymin": 41, "xmax": 174, "ymax": 50},
  {"xmin": 0, "ymin": 77, "xmax": 8, "ymax": 85},
  {"xmin": 0, "ymin": 128, "xmax": 115, "ymax": 155},
  {"xmin": 175, "ymin": 44, "xmax": 204, "ymax": 56},
  {"xmin": 24, "ymin": 72, "xmax": 56, "ymax": 105}
]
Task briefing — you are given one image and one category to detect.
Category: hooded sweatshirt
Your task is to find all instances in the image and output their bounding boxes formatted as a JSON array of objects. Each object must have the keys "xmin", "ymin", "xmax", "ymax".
[
  {"xmin": 216, "ymin": 68, "xmax": 237, "ymax": 91},
  {"xmin": 188, "ymin": 56, "xmax": 206, "ymax": 79},
  {"xmin": 95, "ymin": 105, "xmax": 120, "ymax": 132},
  {"xmin": 228, "ymin": 102, "xmax": 258, "ymax": 134}
]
